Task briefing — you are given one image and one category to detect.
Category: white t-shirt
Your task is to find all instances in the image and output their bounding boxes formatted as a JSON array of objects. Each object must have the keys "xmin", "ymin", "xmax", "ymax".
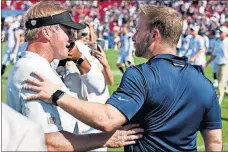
[
  {"xmin": 63, "ymin": 41, "xmax": 107, "ymax": 100},
  {"xmin": 62, "ymin": 42, "xmax": 108, "ymax": 121},
  {"xmin": 188, "ymin": 35, "xmax": 206, "ymax": 66},
  {"xmin": 7, "ymin": 51, "xmax": 79, "ymax": 134},
  {"xmin": 213, "ymin": 38, "xmax": 228, "ymax": 65},
  {"xmin": 7, "ymin": 21, "xmax": 20, "ymax": 49},
  {"xmin": 61, "ymin": 41, "xmax": 108, "ymax": 151},
  {"xmin": 2, "ymin": 103, "xmax": 47, "ymax": 151}
]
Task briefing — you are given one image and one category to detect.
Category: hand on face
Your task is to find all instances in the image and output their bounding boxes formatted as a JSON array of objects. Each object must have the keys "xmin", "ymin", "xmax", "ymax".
[
  {"xmin": 67, "ymin": 41, "xmax": 82, "ymax": 60},
  {"xmin": 23, "ymin": 72, "xmax": 61, "ymax": 103},
  {"xmin": 104, "ymin": 124, "xmax": 144, "ymax": 148}
]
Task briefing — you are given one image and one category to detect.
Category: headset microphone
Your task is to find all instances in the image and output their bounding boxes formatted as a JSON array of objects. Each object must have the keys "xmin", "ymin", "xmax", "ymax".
[{"xmin": 66, "ymin": 42, "xmax": 75, "ymax": 50}]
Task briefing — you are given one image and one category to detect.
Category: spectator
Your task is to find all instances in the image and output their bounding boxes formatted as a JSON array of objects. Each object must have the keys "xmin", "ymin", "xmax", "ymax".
[
  {"xmin": 187, "ymin": 25, "xmax": 206, "ymax": 72},
  {"xmin": 1, "ymin": 16, "xmax": 20, "ymax": 75},
  {"xmin": 206, "ymin": 26, "xmax": 228, "ymax": 104}
]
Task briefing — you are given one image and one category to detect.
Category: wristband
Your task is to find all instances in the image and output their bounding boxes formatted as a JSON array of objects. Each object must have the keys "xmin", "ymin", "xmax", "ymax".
[
  {"xmin": 52, "ymin": 90, "xmax": 65, "ymax": 106},
  {"xmin": 73, "ymin": 54, "xmax": 85, "ymax": 66}
]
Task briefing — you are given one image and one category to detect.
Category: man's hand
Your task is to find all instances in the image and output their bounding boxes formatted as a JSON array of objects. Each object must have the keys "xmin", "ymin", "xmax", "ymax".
[
  {"xmin": 189, "ymin": 57, "xmax": 196, "ymax": 63},
  {"xmin": 23, "ymin": 72, "xmax": 61, "ymax": 102},
  {"xmin": 104, "ymin": 124, "xmax": 144, "ymax": 148}
]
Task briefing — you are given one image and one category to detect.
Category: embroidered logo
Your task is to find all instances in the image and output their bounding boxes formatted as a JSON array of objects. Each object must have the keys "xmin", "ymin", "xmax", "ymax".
[{"xmin": 31, "ymin": 20, "xmax": 36, "ymax": 26}]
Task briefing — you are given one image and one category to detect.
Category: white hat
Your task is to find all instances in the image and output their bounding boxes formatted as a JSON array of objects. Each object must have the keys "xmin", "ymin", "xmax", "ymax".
[
  {"xmin": 17, "ymin": 29, "xmax": 24, "ymax": 35},
  {"xmin": 219, "ymin": 26, "xmax": 228, "ymax": 33},
  {"xmin": 190, "ymin": 25, "xmax": 200, "ymax": 32}
]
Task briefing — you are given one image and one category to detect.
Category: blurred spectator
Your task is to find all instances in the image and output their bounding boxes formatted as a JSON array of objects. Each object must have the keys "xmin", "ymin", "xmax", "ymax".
[
  {"xmin": 1, "ymin": 16, "xmax": 20, "ymax": 75},
  {"xmin": 187, "ymin": 25, "xmax": 206, "ymax": 72},
  {"xmin": 206, "ymin": 26, "xmax": 228, "ymax": 104}
]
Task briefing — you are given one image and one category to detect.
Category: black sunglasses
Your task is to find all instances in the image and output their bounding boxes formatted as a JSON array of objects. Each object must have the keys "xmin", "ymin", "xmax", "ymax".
[{"xmin": 81, "ymin": 32, "xmax": 88, "ymax": 37}]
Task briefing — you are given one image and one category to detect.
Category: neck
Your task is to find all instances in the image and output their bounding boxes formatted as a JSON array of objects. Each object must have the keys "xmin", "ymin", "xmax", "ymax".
[
  {"xmin": 220, "ymin": 37, "xmax": 226, "ymax": 41},
  {"xmin": 193, "ymin": 34, "xmax": 198, "ymax": 38},
  {"xmin": 26, "ymin": 41, "xmax": 53, "ymax": 63},
  {"xmin": 147, "ymin": 43, "xmax": 177, "ymax": 59}
]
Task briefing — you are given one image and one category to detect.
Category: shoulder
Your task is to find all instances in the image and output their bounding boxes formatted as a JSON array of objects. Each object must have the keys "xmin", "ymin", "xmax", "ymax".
[
  {"xmin": 13, "ymin": 58, "xmax": 48, "ymax": 80},
  {"xmin": 197, "ymin": 35, "xmax": 204, "ymax": 41},
  {"xmin": 123, "ymin": 64, "xmax": 153, "ymax": 83},
  {"xmin": 122, "ymin": 65, "xmax": 145, "ymax": 81}
]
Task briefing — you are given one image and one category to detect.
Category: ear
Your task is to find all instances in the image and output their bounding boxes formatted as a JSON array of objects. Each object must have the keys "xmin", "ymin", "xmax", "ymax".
[
  {"xmin": 41, "ymin": 27, "xmax": 51, "ymax": 41},
  {"xmin": 151, "ymin": 29, "xmax": 160, "ymax": 39}
]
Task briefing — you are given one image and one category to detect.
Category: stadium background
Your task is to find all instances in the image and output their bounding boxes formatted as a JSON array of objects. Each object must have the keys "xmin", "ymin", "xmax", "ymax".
[{"xmin": 1, "ymin": 0, "xmax": 228, "ymax": 151}]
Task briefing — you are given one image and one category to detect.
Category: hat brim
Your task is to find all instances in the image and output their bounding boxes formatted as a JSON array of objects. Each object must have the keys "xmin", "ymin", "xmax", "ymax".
[
  {"xmin": 61, "ymin": 21, "xmax": 86, "ymax": 30},
  {"xmin": 219, "ymin": 29, "xmax": 228, "ymax": 33}
]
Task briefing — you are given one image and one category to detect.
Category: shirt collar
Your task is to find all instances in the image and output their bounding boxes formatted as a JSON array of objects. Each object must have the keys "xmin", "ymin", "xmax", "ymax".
[
  {"xmin": 23, "ymin": 51, "xmax": 51, "ymax": 66},
  {"xmin": 147, "ymin": 54, "xmax": 188, "ymax": 66}
]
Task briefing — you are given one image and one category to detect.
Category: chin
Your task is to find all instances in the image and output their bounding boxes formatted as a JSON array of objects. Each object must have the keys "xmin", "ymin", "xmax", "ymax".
[{"xmin": 135, "ymin": 50, "xmax": 143, "ymax": 57}]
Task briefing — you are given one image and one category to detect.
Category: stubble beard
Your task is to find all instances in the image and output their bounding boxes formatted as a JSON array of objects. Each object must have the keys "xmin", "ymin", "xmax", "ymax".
[{"xmin": 135, "ymin": 41, "xmax": 150, "ymax": 58}]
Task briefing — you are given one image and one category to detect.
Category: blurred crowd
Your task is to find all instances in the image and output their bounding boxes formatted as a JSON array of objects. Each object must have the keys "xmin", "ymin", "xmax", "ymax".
[
  {"xmin": 2, "ymin": 0, "xmax": 228, "ymax": 37},
  {"xmin": 1, "ymin": 0, "xmax": 228, "ymax": 97}
]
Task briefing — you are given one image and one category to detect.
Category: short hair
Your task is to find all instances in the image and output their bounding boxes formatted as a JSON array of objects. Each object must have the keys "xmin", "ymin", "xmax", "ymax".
[
  {"xmin": 140, "ymin": 4, "xmax": 183, "ymax": 48},
  {"xmin": 23, "ymin": 1, "xmax": 65, "ymax": 41}
]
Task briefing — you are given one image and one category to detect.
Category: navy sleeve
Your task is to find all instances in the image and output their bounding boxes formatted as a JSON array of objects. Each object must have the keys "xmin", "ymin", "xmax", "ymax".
[
  {"xmin": 106, "ymin": 66, "xmax": 146, "ymax": 120},
  {"xmin": 199, "ymin": 95, "xmax": 222, "ymax": 130}
]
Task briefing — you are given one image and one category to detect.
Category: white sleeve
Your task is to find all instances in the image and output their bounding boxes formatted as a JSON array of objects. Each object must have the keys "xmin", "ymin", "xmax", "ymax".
[
  {"xmin": 198, "ymin": 37, "xmax": 205, "ymax": 50},
  {"xmin": 75, "ymin": 40, "xmax": 106, "ymax": 94},
  {"xmin": 17, "ymin": 124, "xmax": 47, "ymax": 151},
  {"xmin": 20, "ymin": 88, "xmax": 63, "ymax": 133},
  {"xmin": 80, "ymin": 64, "xmax": 106, "ymax": 95},
  {"xmin": 205, "ymin": 37, "xmax": 210, "ymax": 50}
]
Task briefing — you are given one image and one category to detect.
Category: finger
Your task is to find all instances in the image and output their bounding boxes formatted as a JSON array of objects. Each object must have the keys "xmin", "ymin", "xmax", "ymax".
[
  {"xmin": 127, "ymin": 128, "xmax": 144, "ymax": 135},
  {"xmin": 25, "ymin": 78, "xmax": 42, "ymax": 87},
  {"xmin": 122, "ymin": 141, "xmax": 136, "ymax": 146},
  {"xmin": 24, "ymin": 85, "xmax": 41, "ymax": 92},
  {"xmin": 24, "ymin": 94, "xmax": 40, "ymax": 101},
  {"xmin": 126, "ymin": 134, "xmax": 143, "ymax": 141},
  {"xmin": 97, "ymin": 44, "xmax": 104, "ymax": 52},
  {"xmin": 94, "ymin": 51, "xmax": 102, "ymax": 56},
  {"xmin": 95, "ymin": 54, "xmax": 102, "ymax": 59},
  {"xmin": 32, "ymin": 71, "xmax": 45, "ymax": 82},
  {"xmin": 93, "ymin": 52, "xmax": 101, "ymax": 57},
  {"xmin": 122, "ymin": 124, "xmax": 140, "ymax": 130}
]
